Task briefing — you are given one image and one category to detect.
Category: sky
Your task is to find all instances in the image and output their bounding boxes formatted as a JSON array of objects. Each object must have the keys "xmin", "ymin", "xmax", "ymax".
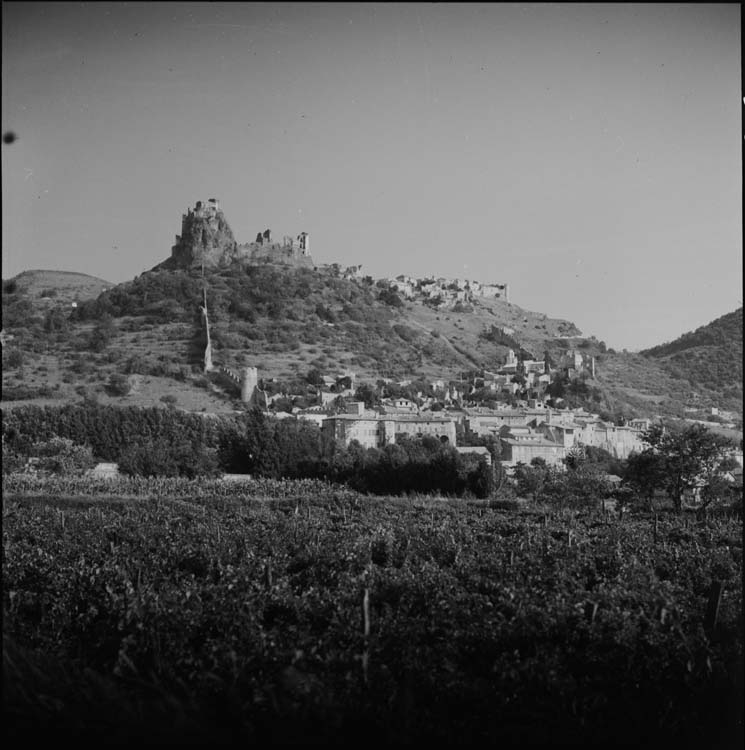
[{"xmin": 2, "ymin": 2, "xmax": 741, "ymax": 351}]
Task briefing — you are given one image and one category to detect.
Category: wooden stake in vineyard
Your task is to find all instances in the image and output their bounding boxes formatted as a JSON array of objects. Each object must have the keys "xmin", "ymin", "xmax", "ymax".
[
  {"xmin": 704, "ymin": 580, "xmax": 724, "ymax": 636},
  {"xmin": 362, "ymin": 587, "xmax": 370, "ymax": 686}
]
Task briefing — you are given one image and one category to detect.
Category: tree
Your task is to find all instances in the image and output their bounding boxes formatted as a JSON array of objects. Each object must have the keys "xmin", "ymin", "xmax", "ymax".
[
  {"xmin": 636, "ymin": 424, "xmax": 734, "ymax": 512},
  {"xmin": 354, "ymin": 383, "xmax": 378, "ymax": 409},
  {"xmin": 89, "ymin": 314, "xmax": 116, "ymax": 352},
  {"xmin": 699, "ymin": 473, "xmax": 737, "ymax": 511},
  {"xmin": 107, "ymin": 373, "xmax": 131, "ymax": 397},
  {"xmin": 554, "ymin": 462, "xmax": 613, "ymax": 509},
  {"xmin": 513, "ymin": 461, "xmax": 548, "ymax": 501},
  {"xmin": 44, "ymin": 307, "xmax": 69, "ymax": 335},
  {"xmin": 218, "ymin": 407, "xmax": 280, "ymax": 477},
  {"xmin": 378, "ymin": 288, "xmax": 404, "ymax": 308},
  {"xmin": 624, "ymin": 449, "xmax": 668, "ymax": 511},
  {"xmin": 305, "ymin": 368, "xmax": 324, "ymax": 387},
  {"xmin": 2, "ymin": 434, "xmax": 27, "ymax": 474},
  {"xmin": 29, "ymin": 437, "xmax": 96, "ymax": 476},
  {"xmin": 470, "ymin": 457, "xmax": 496, "ymax": 498},
  {"xmin": 118, "ymin": 439, "xmax": 218, "ymax": 478}
]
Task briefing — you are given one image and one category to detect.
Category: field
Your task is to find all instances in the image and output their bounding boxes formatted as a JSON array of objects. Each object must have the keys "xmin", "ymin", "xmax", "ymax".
[{"xmin": 3, "ymin": 476, "xmax": 743, "ymax": 745}]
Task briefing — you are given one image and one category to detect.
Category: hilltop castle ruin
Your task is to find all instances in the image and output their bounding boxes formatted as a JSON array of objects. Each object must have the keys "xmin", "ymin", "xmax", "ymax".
[{"xmin": 168, "ymin": 199, "xmax": 313, "ymax": 270}]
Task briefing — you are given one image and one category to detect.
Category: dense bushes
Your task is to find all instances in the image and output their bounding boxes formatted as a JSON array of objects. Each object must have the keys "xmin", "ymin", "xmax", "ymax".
[
  {"xmin": 2, "ymin": 403, "xmax": 226, "ymax": 469},
  {"xmin": 118, "ymin": 440, "xmax": 219, "ymax": 478},
  {"xmin": 3, "ymin": 404, "xmax": 499, "ymax": 496},
  {"xmin": 2, "ymin": 436, "xmax": 95, "ymax": 476},
  {"xmin": 321, "ymin": 435, "xmax": 497, "ymax": 498}
]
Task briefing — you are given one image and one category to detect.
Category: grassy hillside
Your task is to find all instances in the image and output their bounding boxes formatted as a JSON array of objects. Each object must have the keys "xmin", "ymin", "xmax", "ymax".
[
  {"xmin": 1, "ymin": 261, "xmax": 740, "ymax": 423},
  {"xmin": 3, "ymin": 269, "xmax": 113, "ymax": 305},
  {"xmin": 0, "ymin": 261, "xmax": 591, "ymax": 410},
  {"xmin": 639, "ymin": 308, "xmax": 742, "ymax": 414}
]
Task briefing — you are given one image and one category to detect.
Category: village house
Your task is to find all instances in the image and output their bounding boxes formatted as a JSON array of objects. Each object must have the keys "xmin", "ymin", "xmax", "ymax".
[
  {"xmin": 499, "ymin": 426, "xmax": 566, "ymax": 467},
  {"xmin": 380, "ymin": 397, "xmax": 419, "ymax": 414},
  {"xmin": 501, "ymin": 349, "xmax": 519, "ymax": 373},
  {"xmin": 628, "ymin": 418, "xmax": 652, "ymax": 432},
  {"xmin": 579, "ymin": 421, "xmax": 646, "ymax": 459},
  {"xmin": 465, "ymin": 407, "xmax": 529, "ymax": 437},
  {"xmin": 522, "ymin": 359, "xmax": 547, "ymax": 374},
  {"xmin": 536, "ymin": 422, "xmax": 581, "ymax": 449},
  {"xmin": 321, "ymin": 410, "xmax": 457, "ymax": 451}
]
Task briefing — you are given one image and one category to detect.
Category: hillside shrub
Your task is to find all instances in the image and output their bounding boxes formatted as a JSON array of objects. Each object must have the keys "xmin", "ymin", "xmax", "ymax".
[
  {"xmin": 118, "ymin": 440, "xmax": 219, "ymax": 479},
  {"xmin": 27, "ymin": 437, "xmax": 96, "ymax": 476},
  {"xmin": 3, "ymin": 347, "xmax": 24, "ymax": 369},
  {"xmin": 106, "ymin": 373, "xmax": 131, "ymax": 397}
]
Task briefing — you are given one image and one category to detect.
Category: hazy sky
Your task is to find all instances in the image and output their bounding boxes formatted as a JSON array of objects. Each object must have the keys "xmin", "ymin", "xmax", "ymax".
[{"xmin": 2, "ymin": 2, "xmax": 741, "ymax": 350}]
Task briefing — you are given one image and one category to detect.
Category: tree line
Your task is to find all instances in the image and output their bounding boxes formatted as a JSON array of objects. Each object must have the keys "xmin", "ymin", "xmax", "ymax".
[{"xmin": 2, "ymin": 403, "xmax": 498, "ymax": 498}]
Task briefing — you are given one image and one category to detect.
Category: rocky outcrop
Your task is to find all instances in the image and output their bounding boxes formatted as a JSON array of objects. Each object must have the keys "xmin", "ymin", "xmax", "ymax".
[{"xmin": 169, "ymin": 200, "xmax": 238, "ymax": 269}]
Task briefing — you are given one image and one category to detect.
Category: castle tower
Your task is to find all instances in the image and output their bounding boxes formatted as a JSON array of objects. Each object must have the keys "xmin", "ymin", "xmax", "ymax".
[
  {"xmin": 298, "ymin": 231, "xmax": 309, "ymax": 254},
  {"xmin": 241, "ymin": 366, "xmax": 259, "ymax": 403},
  {"xmin": 503, "ymin": 283, "xmax": 510, "ymax": 302},
  {"xmin": 171, "ymin": 199, "xmax": 236, "ymax": 268}
]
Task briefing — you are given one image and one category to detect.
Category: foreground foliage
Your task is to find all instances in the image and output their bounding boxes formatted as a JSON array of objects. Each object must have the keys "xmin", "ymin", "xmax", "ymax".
[{"xmin": 3, "ymin": 478, "xmax": 742, "ymax": 744}]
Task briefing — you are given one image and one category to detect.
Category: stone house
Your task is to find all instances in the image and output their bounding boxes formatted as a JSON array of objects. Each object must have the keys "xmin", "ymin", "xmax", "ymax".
[
  {"xmin": 499, "ymin": 427, "xmax": 566, "ymax": 467},
  {"xmin": 536, "ymin": 422, "xmax": 581, "ymax": 449},
  {"xmin": 465, "ymin": 407, "xmax": 528, "ymax": 437},
  {"xmin": 321, "ymin": 412, "xmax": 457, "ymax": 451}
]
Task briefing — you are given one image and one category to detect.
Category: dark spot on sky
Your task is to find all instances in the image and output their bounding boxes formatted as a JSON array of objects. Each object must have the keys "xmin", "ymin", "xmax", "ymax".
[{"xmin": 3, "ymin": 131, "xmax": 17, "ymax": 144}]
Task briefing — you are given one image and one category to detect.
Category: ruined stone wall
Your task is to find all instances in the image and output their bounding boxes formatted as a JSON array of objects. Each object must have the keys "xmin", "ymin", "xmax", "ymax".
[{"xmin": 234, "ymin": 242, "xmax": 314, "ymax": 268}]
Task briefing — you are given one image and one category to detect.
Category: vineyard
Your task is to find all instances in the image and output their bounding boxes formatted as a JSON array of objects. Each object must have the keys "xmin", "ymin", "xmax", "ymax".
[{"xmin": 3, "ymin": 476, "xmax": 743, "ymax": 745}]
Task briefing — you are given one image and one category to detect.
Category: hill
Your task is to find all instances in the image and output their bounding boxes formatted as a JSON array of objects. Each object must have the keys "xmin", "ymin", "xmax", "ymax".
[
  {"xmin": 1, "ymin": 257, "xmax": 597, "ymax": 414},
  {"xmin": 1, "ymin": 204, "xmax": 740, "ymax": 424},
  {"xmin": 640, "ymin": 308, "xmax": 742, "ymax": 409},
  {"xmin": 2, "ymin": 265, "xmax": 739, "ymax": 424},
  {"xmin": 66, "ymin": 262, "xmax": 587, "ymax": 381},
  {"xmin": 3, "ymin": 270, "xmax": 113, "ymax": 305}
]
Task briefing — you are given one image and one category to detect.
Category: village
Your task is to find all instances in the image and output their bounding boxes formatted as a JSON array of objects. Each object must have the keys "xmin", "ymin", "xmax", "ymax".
[{"xmin": 215, "ymin": 345, "xmax": 664, "ymax": 471}]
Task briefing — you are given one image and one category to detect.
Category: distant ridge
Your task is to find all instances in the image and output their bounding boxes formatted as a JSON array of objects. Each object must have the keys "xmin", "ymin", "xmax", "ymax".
[
  {"xmin": 12, "ymin": 269, "xmax": 113, "ymax": 280},
  {"xmin": 639, "ymin": 307, "xmax": 742, "ymax": 412},
  {"xmin": 641, "ymin": 308, "xmax": 742, "ymax": 358},
  {"xmin": 3, "ymin": 269, "xmax": 114, "ymax": 303}
]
